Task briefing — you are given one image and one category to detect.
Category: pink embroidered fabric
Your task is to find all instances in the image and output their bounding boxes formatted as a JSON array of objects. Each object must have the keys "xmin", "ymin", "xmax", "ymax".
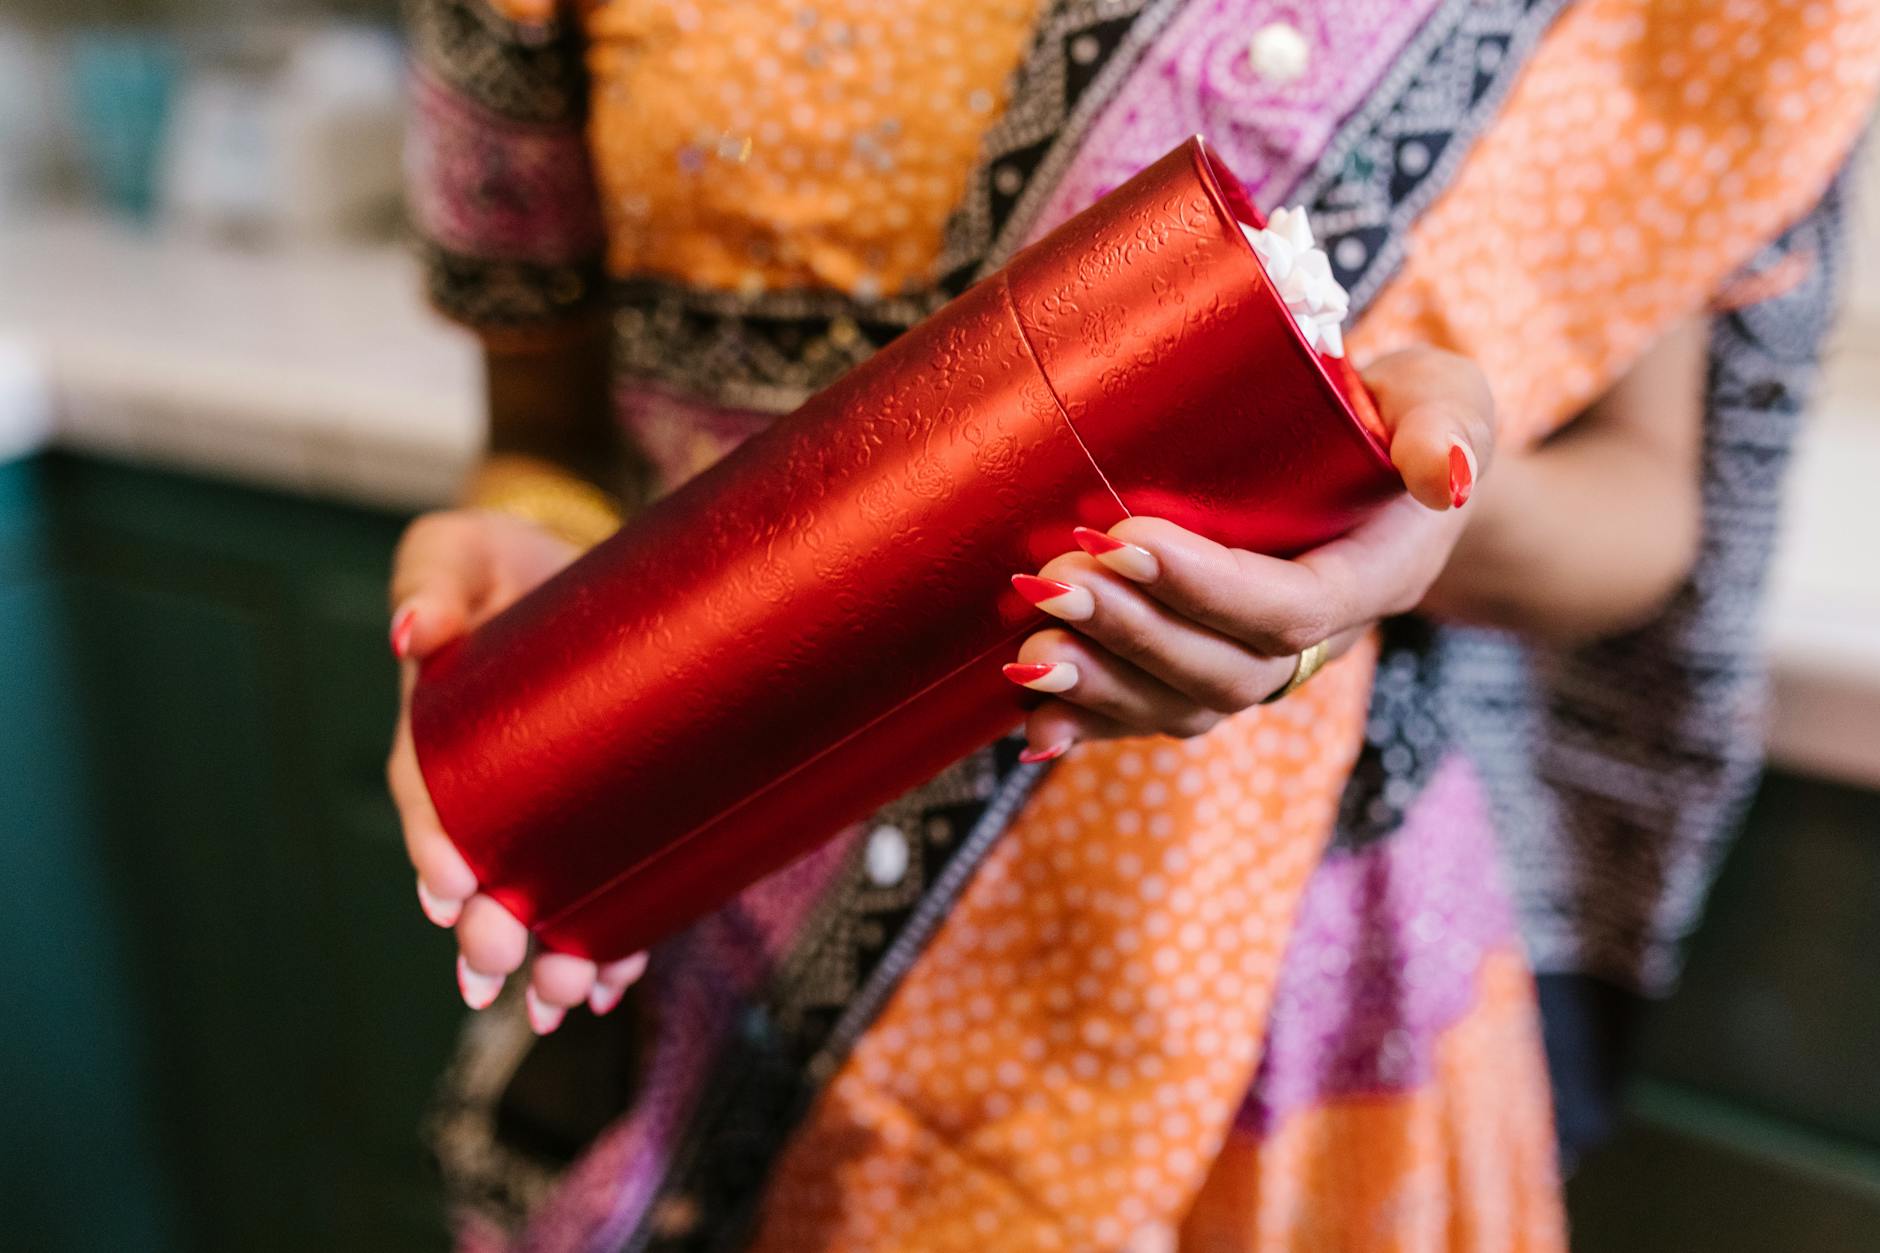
[
  {"xmin": 1028, "ymin": 0, "xmax": 1443, "ymax": 235},
  {"xmin": 407, "ymin": 69, "xmax": 605, "ymax": 266}
]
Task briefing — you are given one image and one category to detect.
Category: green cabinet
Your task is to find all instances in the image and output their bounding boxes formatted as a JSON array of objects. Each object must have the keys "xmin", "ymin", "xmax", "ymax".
[
  {"xmin": 1, "ymin": 454, "xmax": 460, "ymax": 1252},
  {"xmin": 1569, "ymin": 772, "xmax": 1880, "ymax": 1250}
]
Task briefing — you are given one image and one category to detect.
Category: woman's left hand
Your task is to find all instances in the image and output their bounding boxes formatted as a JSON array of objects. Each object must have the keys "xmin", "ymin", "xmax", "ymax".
[{"xmin": 1006, "ymin": 346, "xmax": 1494, "ymax": 760}]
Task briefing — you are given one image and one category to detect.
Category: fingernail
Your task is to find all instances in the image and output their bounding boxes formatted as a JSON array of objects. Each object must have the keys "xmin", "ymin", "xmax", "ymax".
[
  {"xmin": 1448, "ymin": 441, "xmax": 1476, "ymax": 509},
  {"xmin": 390, "ymin": 605, "xmax": 416, "ymax": 660},
  {"xmin": 1019, "ymin": 739, "xmax": 1072, "ymax": 764},
  {"xmin": 588, "ymin": 953, "xmax": 647, "ymax": 1017},
  {"xmin": 525, "ymin": 986, "xmax": 566, "ymax": 1035},
  {"xmin": 589, "ymin": 980, "xmax": 626, "ymax": 1017},
  {"xmin": 456, "ymin": 956, "xmax": 504, "ymax": 1011},
  {"xmin": 1012, "ymin": 574, "xmax": 1095, "ymax": 621},
  {"xmin": 417, "ymin": 878, "xmax": 461, "ymax": 928},
  {"xmin": 1002, "ymin": 661, "xmax": 1080, "ymax": 693},
  {"xmin": 1073, "ymin": 527, "xmax": 1159, "ymax": 582}
]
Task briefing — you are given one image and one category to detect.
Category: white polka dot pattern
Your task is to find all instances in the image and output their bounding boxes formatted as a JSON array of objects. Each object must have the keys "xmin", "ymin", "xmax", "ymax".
[
  {"xmin": 1357, "ymin": 0, "xmax": 1880, "ymax": 448},
  {"xmin": 748, "ymin": 644, "xmax": 1377, "ymax": 1250},
  {"xmin": 739, "ymin": 0, "xmax": 1880, "ymax": 1244},
  {"xmin": 579, "ymin": 0, "xmax": 1049, "ymax": 297}
]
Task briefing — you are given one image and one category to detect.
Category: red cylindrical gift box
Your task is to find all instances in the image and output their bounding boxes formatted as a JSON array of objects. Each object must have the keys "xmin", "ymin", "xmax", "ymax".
[{"xmin": 412, "ymin": 138, "xmax": 1401, "ymax": 961}]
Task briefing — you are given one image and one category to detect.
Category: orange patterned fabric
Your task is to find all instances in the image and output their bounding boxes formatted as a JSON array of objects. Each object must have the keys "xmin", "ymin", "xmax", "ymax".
[
  {"xmin": 749, "ymin": 1, "xmax": 1878, "ymax": 1249},
  {"xmin": 578, "ymin": 0, "xmax": 1048, "ymax": 297},
  {"xmin": 750, "ymin": 643, "xmax": 1379, "ymax": 1252},
  {"xmin": 1180, "ymin": 950, "xmax": 1565, "ymax": 1253},
  {"xmin": 486, "ymin": 0, "xmax": 558, "ymax": 23},
  {"xmin": 1354, "ymin": 0, "xmax": 1880, "ymax": 444}
]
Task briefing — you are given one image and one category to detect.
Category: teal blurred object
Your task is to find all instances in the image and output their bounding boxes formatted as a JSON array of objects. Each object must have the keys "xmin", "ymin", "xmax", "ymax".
[
  {"xmin": 67, "ymin": 29, "xmax": 181, "ymax": 220},
  {"xmin": 1, "ymin": 453, "xmax": 458, "ymax": 1251}
]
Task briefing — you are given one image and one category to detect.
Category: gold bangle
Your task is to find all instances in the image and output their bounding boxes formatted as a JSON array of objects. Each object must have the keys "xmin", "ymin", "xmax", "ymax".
[
  {"xmin": 1261, "ymin": 639, "xmax": 1331, "ymax": 705},
  {"xmin": 463, "ymin": 454, "xmax": 625, "ymax": 551}
]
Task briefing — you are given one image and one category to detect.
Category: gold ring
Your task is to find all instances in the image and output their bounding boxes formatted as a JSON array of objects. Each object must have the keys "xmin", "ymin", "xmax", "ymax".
[{"xmin": 1261, "ymin": 639, "xmax": 1330, "ymax": 705}]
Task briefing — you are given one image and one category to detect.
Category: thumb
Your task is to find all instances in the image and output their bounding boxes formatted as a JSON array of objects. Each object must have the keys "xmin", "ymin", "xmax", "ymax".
[
  {"xmin": 1360, "ymin": 348, "xmax": 1496, "ymax": 512},
  {"xmin": 389, "ymin": 511, "xmax": 491, "ymax": 662}
]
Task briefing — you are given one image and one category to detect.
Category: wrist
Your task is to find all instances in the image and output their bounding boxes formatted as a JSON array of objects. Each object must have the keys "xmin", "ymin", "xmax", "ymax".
[{"xmin": 463, "ymin": 454, "xmax": 626, "ymax": 550}]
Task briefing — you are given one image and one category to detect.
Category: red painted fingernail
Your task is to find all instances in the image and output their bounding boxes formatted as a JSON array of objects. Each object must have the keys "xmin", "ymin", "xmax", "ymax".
[
  {"xmin": 1073, "ymin": 527, "xmax": 1159, "ymax": 581},
  {"xmin": 1072, "ymin": 526, "xmax": 1128, "ymax": 555},
  {"xmin": 1019, "ymin": 739, "xmax": 1072, "ymax": 764},
  {"xmin": 1003, "ymin": 661, "xmax": 1079, "ymax": 693},
  {"xmin": 390, "ymin": 606, "xmax": 415, "ymax": 660},
  {"xmin": 1448, "ymin": 442, "xmax": 1475, "ymax": 509},
  {"xmin": 1011, "ymin": 574, "xmax": 1095, "ymax": 620}
]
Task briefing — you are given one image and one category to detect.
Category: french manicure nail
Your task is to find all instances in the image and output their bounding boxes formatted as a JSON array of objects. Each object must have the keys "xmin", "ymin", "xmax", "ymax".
[
  {"xmin": 417, "ymin": 878, "xmax": 461, "ymax": 928},
  {"xmin": 1012, "ymin": 574, "xmax": 1095, "ymax": 621},
  {"xmin": 456, "ymin": 955, "xmax": 504, "ymax": 1011},
  {"xmin": 589, "ymin": 953, "xmax": 647, "ymax": 1016},
  {"xmin": 1019, "ymin": 739, "xmax": 1072, "ymax": 764},
  {"xmin": 390, "ymin": 605, "xmax": 416, "ymax": 661},
  {"xmin": 1448, "ymin": 441, "xmax": 1476, "ymax": 509},
  {"xmin": 1073, "ymin": 527, "xmax": 1159, "ymax": 582},
  {"xmin": 588, "ymin": 982, "xmax": 625, "ymax": 1017},
  {"xmin": 1002, "ymin": 661, "xmax": 1080, "ymax": 693},
  {"xmin": 589, "ymin": 981, "xmax": 626, "ymax": 1017},
  {"xmin": 525, "ymin": 986, "xmax": 566, "ymax": 1035}
]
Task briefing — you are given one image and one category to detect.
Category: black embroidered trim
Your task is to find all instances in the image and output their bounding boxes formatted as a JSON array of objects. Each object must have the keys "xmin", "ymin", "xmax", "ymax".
[
  {"xmin": 935, "ymin": 0, "xmax": 1186, "ymax": 288},
  {"xmin": 1331, "ymin": 615, "xmax": 1453, "ymax": 852},
  {"xmin": 607, "ymin": 0, "xmax": 1172, "ymax": 413},
  {"xmin": 421, "ymin": 239, "xmax": 607, "ymax": 331},
  {"xmin": 406, "ymin": 0, "xmax": 590, "ymax": 125},
  {"xmin": 627, "ymin": 742, "xmax": 1045, "ymax": 1253},
  {"xmin": 1289, "ymin": 0, "xmax": 1573, "ymax": 309}
]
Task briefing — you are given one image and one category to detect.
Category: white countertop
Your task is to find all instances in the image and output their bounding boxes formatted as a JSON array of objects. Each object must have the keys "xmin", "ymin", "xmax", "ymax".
[
  {"xmin": 1, "ymin": 213, "xmax": 1876, "ymax": 785},
  {"xmin": 0, "ymin": 213, "xmax": 480, "ymax": 509},
  {"xmin": 1765, "ymin": 344, "xmax": 1880, "ymax": 788}
]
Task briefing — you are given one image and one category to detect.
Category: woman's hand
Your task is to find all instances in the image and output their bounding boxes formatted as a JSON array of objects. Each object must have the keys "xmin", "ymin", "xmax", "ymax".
[
  {"xmin": 387, "ymin": 509, "xmax": 647, "ymax": 1032},
  {"xmin": 1005, "ymin": 347, "xmax": 1495, "ymax": 759}
]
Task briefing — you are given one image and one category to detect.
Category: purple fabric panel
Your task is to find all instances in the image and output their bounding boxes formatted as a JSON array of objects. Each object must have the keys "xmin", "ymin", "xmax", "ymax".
[
  {"xmin": 407, "ymin": 68, "xmax": 605, "ymax": 265},
  {"xmin": 517, "ymin": 835, "xmax": 855, "ymax": 1253},
  {"xmin": 1028, "ymin": 0, "xmax": 1441, "ymax": 235},
  {"xmin": 1237, "ymin": 754, "xmax": 1519, "ymax": 1138}
]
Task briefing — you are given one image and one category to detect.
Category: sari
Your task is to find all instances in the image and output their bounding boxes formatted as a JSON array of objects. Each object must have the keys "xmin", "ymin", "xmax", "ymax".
[{"xmin": 405, "ymin": 1, "xmax": 1880, "ymax": 1247}]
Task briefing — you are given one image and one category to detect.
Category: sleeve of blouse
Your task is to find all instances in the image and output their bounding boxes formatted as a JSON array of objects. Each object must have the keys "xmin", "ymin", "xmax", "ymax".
[{"xmin": 404, "ymin": 0, "xmax": 607, "ymax": 342}]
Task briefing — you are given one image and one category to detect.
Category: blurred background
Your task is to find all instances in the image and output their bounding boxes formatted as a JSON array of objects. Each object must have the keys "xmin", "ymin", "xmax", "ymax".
[{"xmin": 0, "ymin": 3, "xmax": 1876, "ymax": 1251}]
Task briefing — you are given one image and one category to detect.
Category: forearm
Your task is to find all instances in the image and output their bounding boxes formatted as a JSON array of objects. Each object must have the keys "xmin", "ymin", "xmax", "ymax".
[
  {"xmin": 1421, "ymin": 432, "xmax": 1702, "ymax": 641},
  {"xmin": 466, "ymin": 318, "xmax": 643, "ymax": 547},
  {"xmin": 483, "ymin": 314, "xmax": 622, "ymax": 488},
  {"xmin": 1419, "ymin": 319, "xmax": 1707, "ymax": 644}
]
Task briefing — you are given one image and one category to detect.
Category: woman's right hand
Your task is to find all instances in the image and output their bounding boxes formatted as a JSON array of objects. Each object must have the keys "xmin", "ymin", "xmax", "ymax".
[{"xmin": 387, "ymin": 508, "xmax": 648, "ymax": 1032}]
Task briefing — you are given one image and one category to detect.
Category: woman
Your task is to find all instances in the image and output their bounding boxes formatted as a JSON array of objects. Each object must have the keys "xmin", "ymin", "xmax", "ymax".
[{"xmin": 387, "ymin": 1, "xmax": 1878, "ymax": 1247}]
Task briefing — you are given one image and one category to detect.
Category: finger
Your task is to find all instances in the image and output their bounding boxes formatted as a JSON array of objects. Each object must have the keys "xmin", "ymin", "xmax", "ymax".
[
  {"xmin": 1037, "ymin": 547, "xmax": 1313, "ymax": 680},
  {"xmin": 1021, "ymin": 700, "xmax": 1149, "ymax": 761},
  {"xmin": 530, "ymin": 952, "xmax": 599, "ymax": 1011},
  {"xmin": 1360, "ymin": 347, "xmax": 1496, "ymax": 511},
  {"xmin": 590, "ymin": 952, "xmax": 649, "ymax": 1017},
  {"xmin": 416, "ymin": 878, "xmax": 461, "ymax": 930},
  {"xmin": 388, "ymin": 699, "xmax": 479, "ymax": 906},
  {"xmin": 456, "ymin": 955, "xmax": 506, "ymax": 1011},
  {"xmin": 456, "ymin": 893, "xmax": 530, "ymax": 991},
  {"xmin": 1008, "ymin": 628, "xmax": 1237, "ymax": 735},
  {"xmin": 1103, "ymin": 517, "xmax": 1369, "ymax": 657},
  {"xmin": 524, "ymin": 986, "xmax": 567, "ymax": 1035},
  {"xmin": 389, "ymin": 512, "xmax": 492, "ymax": 660}
]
